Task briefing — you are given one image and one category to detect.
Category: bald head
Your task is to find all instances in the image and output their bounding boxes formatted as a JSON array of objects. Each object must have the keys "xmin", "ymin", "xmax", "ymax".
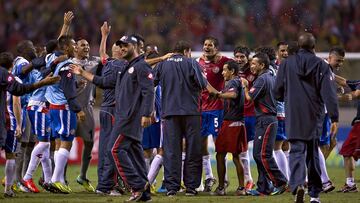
[{"xmin": 298, "ymin": 33, "xmax": 316, "ymax": 50}]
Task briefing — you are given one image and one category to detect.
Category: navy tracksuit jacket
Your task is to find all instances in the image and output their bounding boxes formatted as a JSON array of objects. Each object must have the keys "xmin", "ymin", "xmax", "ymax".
[
  {"xmin": 93, "ymin": 55, "xmax": 154, "ymax": 192},
  {"xmin": 153, "ymin": 53, "xmax": 207, "ymax": 191},
  {"xmin": 274, "ymin": 48, "xmax": 339, "ymax": 198}
]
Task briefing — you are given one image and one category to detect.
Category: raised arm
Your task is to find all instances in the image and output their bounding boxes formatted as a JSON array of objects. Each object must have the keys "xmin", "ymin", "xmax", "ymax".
[
  {"xmin": 58, "ymin": 11, "xmax": 74, "ymax": 39},
  {"xmin": 99, "ymin": 22, "xmax": 111, "ymax": 60},
  {"xmin": 145, "ymin": 53, "xmax": 174, "ymax": 67}
]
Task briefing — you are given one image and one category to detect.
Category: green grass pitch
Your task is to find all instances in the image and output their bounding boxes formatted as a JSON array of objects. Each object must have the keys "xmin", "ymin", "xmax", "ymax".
[{"xmin": 0, "ymin": 165, "xmax": 359, "ymax": 202}]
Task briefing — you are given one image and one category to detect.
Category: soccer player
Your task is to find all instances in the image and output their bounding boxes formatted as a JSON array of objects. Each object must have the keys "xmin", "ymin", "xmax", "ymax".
[
  {"xmin": 321, "ymin": 47, "xmax": 345, "ymax": 159},
  {"xmin": 4, "ymin": 91, "xmax": 21, "ymax": 197},
  {"xmin": 255, "ymin": 46, "xmax": 290, "ymax": 181},
  {"xmin": 234, "ymin": 45, "xmax": 256, "ymax": 190},
  {"xmin": 95, "ymin": 21, "xmax": 125, "ymax": 196},
  {"xmin": 317, "ymin": 47, "xmax": 346, "ymax": 193},
  {"xmin": 212, "ymin": 60, "xmax": 246, "ymax": 196},
  {"xmin": 0, "ymin": 51, "xmax": 60, "ymax": 197},
  {"xmin": 21, "ymin": 52, "xmax": 67, "ymax": 193},
  {"xmin": 338, "ymin": 79, "xmax": 359, "ymax": 193},
  {"xmin": 275, "ymin": 42, "xmax": 288, "ymax": 65},
  {"xmin": 274, "ymin": 33, "xmax": 339, "ymax": 203},
  {"xmin": 11, "ymin": 40, "xmax": 38, "ymax": 192},
  {"xmin": 243, "ymin": 53, "xmax": 288, "ymax": 196},
  {"xmin": 72, "ymin": 35, "xmax": 154, "ymax": 202},
  {"xmin": 197, "ymin": 36, "xmax": 231, "ymax": 192},
  {"xmin": 72, "ymin": 38, "xmax": 99, "ymax": 192},
  {"xmin": 45, "ymin": 35, "xmax": 85, "ymax": 194}
]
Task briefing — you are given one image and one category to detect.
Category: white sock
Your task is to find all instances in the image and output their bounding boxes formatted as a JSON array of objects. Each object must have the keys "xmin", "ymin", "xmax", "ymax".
[
  {"xmin": 284, "ymin": 150, "xmax": 290, "ymax": 178},
  {"xmin": 240, "ymin": 151, "xmax": 253, "ymax": 182},
  {"xmin": 41, "ymin": 146, "xmax": 52, "ymax": 183},
  {"xmin": 145, "ymin": 158, "xmax": 151, "ymax": 173},
  {"xmin": 181, "ymin": 152, "xmax": 186, "ymax": 181},
  {"xmin": 23, "ymin": 142, "xmax": 50, "ymax": 181},
  {"xmin": 346, "ymin": 177, "xmax": 355, "ymax": 186},
  {"xmin": 147, "ymin": 154, "xmax": 163, "ymax": 184},
  {"xmin": 318, "ymin": 148, "xmax": 330, "ymax": 183},
  {"xmin": 224, "ymin": 155, "xmax": 228, "ymax": 182},
  {"xmin": 203, "ymin": 155, "xmax": 213, "ymax": 180},
  {"xmin": 51, "ymin": 148, "xmax": 69, "ymax": 183},
  {"xmin": 54, "ymin": 150, "xmax": 58, "ymax": 166},
  {"xmin": 310, "ymin": 197, "xmax": 320, "ymax": 202},
  {"xmin": 274, "ymin": 150, "xmax": 289, "ymax": 180},
  {"xmin": 5, "ymin": 159, "xmax": 16, "ymax": 191}
]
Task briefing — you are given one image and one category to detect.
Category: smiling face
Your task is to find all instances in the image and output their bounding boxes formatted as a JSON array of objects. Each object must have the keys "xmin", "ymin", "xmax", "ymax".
[
  {"xmin": 203, "ymin": 39, "xmax": 218, "ymax": 60},
  {"xmin": 234, "ymin": 52, "xmax": 248, "ymax": 68},
  {"xmin": 120, "ymin": 43, "xmax": 136, "ymax": 61},
  {"xmin": 75, "ymin": 39, "xmax": 90, "ymax": 59},
  {"xmin": 328, "ymin": 53, "xmax": 344, "ymax": 70},
  {"xmin": 222, "ymin": 64, "xmax": 234, "ymax": 81},
  {"xmin": 250, "ymin": 57, "xmax": 265, "ymax": 75}
]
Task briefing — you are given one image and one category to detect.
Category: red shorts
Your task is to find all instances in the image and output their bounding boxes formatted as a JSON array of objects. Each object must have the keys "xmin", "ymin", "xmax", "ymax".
[
  {"xmin": 215, "ymin": 120, "xmax": 247, "ymax": 154},
  {"xmin": 339, "ymin": 122, "xmax": 360, "ymax": 161}
]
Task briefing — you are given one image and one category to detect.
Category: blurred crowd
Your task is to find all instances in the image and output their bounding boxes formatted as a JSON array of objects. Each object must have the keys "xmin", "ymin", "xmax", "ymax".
[{"xmin": 1, "ymin": 0, "xmax": 359, "ymax": 54}]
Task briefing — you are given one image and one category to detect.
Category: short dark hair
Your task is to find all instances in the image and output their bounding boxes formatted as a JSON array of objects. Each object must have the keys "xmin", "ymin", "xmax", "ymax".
[
  {"xmin": 203, "ymin": 36, "xmax": 219, "ymax": 48},
  {"xmin": 16, "ymin": 40, "xmax": 33, "ymax": 56},
  {"xmin": 287, "ymin": 41, "xmax": 299, "ymax": 55},
  {"xmin": 45, "ymin": 39, "xmax": 58, "ymax": 54},
  {"xmin": 145, "ymin": 45, "xmax": 160, "ymax": 59},
  {"xmin": 255, "ymin": 46, "xmax": 276, "ymax": 61},
  {"xmin": 173, "ymin": 40, "xmax": 191, "ymax": 54},
  {"xmin": 298, "ymin": 32, "xmax": 316, "ymax": 50},
  {"xmin": 276, "ymin": 41, "xmax": 287, "ymax": 49},
  {"xmin": 58, "ymin": 35, "xmax": 73, "ymax": 50},
  {"xmin": 224, "ymin": 60, "xmax": 239, "ymax": 75},
  {"xmin": 233, "ymin": 46, "xmax": 251, "ymax": 58},
  {"xmin": 0, "ymin": 52, "xmax": 14, "ymax": 69},
  {"xmin": 329, "ymin": 46, "xmax": 345, "ymax": 57},
  {"xmin": 253, "ymin": 53, "xmax": 270, "ymax": 69},
  {"xmin": 133, "ymin": 33, "xmax": 145, "ymax": 46}
]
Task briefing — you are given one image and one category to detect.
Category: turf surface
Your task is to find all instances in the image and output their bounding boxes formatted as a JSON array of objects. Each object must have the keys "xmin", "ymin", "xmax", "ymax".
[{"xmin": 0, "ymin": 165, "xmax": 359, "ymax": 202}]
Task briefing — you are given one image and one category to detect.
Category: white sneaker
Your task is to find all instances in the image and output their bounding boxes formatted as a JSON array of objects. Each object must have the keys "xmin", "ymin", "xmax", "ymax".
[
  {"xmin": 196, "ymin": 182, "xmax": 204, "ymax": 192},
  {"xmin": 109, "ymin": 189, "xmax": 122, "ymax": 196}
]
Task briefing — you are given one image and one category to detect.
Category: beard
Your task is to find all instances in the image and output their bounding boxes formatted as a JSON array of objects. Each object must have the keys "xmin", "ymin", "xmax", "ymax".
[{"xmin": 122, "ymin": 50, "xmax": 134, "ymax": 61}]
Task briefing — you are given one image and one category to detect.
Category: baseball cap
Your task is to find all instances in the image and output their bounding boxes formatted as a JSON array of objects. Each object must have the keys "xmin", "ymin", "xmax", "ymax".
[{"xmin": 116, "ymin": 35, "xmax": 138, "ymax": 46}]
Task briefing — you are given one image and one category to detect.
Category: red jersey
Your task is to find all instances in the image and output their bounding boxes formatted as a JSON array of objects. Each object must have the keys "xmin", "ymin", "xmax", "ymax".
[
  {"xmin": 238, "ymin": 65, "xmax": 257, "ymax": 117},
  {"xmin": 198, "ymin": 55, "xmax": 230, "ymax": 111}
]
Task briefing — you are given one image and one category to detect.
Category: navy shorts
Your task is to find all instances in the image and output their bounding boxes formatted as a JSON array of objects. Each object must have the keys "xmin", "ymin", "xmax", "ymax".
[
  {"xmin": 201, "ymin": 110, "xmax": 223, "ymax": 138},
  {"xmin": 319, "ymin": 114, "xmax": 331, "ymax": 146},
  {"xmin": 276, "ymin": 119, "xmax": 287, "ymax": 141},
  {"xmin": 244, "ymin": 116, "xmax": 256, "ymax": 142},
  {"xmin": 142, "ymin": 122, "xmax": 161, "ymax": 150},
  {"xmin": 5, "ymin": 130, "xmax": 17, "ymax": 153}
]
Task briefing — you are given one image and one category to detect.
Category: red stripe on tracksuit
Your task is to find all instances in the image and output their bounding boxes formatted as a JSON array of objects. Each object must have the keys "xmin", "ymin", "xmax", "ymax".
[
  {"xmin": 111, "ymin": 134, "xmax": 128, "ymax": 185},
  {"xmin": 260, "ymin": 122, "xmax": 278, "ymax": 186}
]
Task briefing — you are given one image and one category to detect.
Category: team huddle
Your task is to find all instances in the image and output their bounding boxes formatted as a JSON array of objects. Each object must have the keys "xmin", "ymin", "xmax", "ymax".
[{"xmin": 1, "ymin": 11, "xmax": 359, "ymax": 203}]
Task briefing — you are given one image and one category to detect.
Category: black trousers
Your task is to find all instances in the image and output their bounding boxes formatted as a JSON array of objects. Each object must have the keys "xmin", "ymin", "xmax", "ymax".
[
  {"xmin": 253, "ymin": 115, "xmax": 287, "ymax": 194},
  {"xmin": 289, "ymin": 139, "xmax": 322, "ymax": 198},
  {"xmin": 163, "ymin": 115, "xmax": 202, "ymax": 191}
]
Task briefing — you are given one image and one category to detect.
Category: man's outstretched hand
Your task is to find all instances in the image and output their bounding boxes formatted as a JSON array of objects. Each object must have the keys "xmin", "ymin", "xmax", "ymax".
[{"xmin": 70, "ymin": 64, "xmax": 83, "ymax": 75}]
